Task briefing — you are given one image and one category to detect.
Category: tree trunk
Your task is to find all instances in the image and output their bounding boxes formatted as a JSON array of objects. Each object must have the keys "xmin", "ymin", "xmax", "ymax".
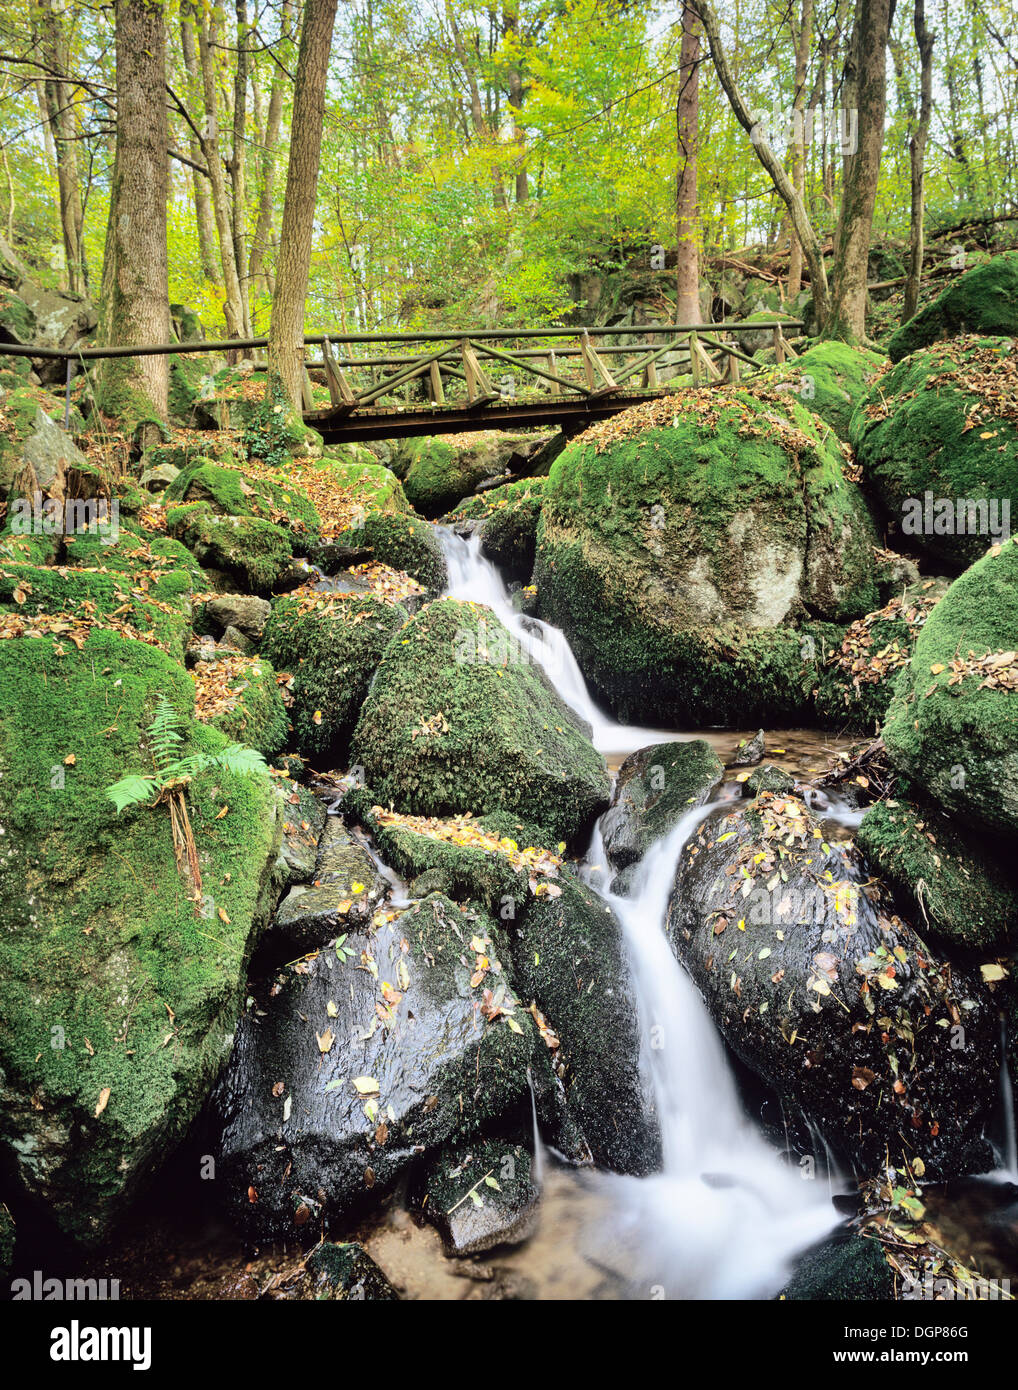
[
  {"xmin": 903, "ymin": 0, "xmax": 934, "ymax": 322},
  {"xmin": 690, "ymin": 0, "xmax": 830, "ymax": 324},
  {"xmin": 268, "ymin": 0, "xmax": 339, "ymax": 409},
  {"xmin": 41, "ymin": 0, "xmax": 85, "ymax": 294},
  {"xmin": 675, "ymin": 4, "xmax": 701, "ymax": 325},
  {"xmin": 180, "ymin": 14, "xmax": 221, "ymax": 288},
  {"xmin": 98, "ymin": 0, "xmax": 171, "ymax": 428},
  {"xmin": 822, "ymin": 0, "xmax": 897, "ymax": 341},
  {"xmin": 231, "ymin": 0, "xmax": 253, "ymax": 336},
  {"xmin": 787, "ymin": 0, "xmax": 815, "ymax": 299},
  {"xmin": 248, "ymin": 0, "xmax": 294, "ymax": 305}
]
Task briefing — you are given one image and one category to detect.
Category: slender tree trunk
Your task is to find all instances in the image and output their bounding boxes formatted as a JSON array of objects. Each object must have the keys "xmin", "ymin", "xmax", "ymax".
[
  {"xmin": 268, "ymin": 0, "xmax": 339, "ymax": 409},
  {"xmin": 822, "ymin": 0, "xmax": 897, "ymax": 341},
  {"xmin": 180, "ymin": 14, "xmax": 221, "ymax": 288},
  {"xmin": 248, "ymin": 0, "xmax": 294, "ymax": 304},
  {"xmin": 787, "ymin": 0, "xmax": 814, "ymax": 299},
  {"xmin": 98, "ymin": 0, "xmax": 171, "ymax": 429},
  {"xmin": 41, "ymin": 0, "xmax": 85, "ymax": 294},
  {"xmin": 231, "ymin": 0, "xmax": 252, "ymax": 336},
  {"xmin": 690, "ymin": 0, "xmax": 831, "ymax": 324},
  {"xmin": 903, "ymin": 0, "xmax": 934, "ymax": 322},
  {"xmin": 675, "ymin": 4, "xmax": 701, "ymax": 325}
]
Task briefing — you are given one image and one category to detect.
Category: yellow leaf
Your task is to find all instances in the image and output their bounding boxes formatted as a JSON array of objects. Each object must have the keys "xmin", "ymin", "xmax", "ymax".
[
  {"xmin": 316, "ymin": 1028, "xmax": 335, "ymax": 1053},
  {"xmin": 94, "ymin": 1087, "xmax": 111, "ymax": 1118},
  {"xmin": 352, "ymin": 1075, "xmax": 379, "ymax": 1095},
  {"xmin": 218, "ymin": 907, "xmax": 230, "ymax": 924}
]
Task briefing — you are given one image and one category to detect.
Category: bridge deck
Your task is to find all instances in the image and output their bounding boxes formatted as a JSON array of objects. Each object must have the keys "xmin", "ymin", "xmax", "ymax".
[{"xmin": 305, "ymin": 387, "xmax": 667, "ymax": 443}]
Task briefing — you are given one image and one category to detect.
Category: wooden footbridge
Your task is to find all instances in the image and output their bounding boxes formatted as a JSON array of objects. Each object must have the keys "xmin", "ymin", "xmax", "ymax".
[{"xmin": 1, "ymin": 317, "xmax": 804, "ymax": 442}]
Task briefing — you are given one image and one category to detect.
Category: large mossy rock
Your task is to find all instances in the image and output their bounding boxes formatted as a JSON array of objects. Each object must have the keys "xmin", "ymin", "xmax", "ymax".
[
  {"xmin": 858, "ymin": 789, "xmax": 1018, "ymax": 950},
  {"xmin": 511, "ymin": 875, "xmax": 660, "ymax": 1174},
  {"xmin": 851, "ymin": 337, "xmax": 1018, "ymax": 570},
  {"xmin": 0, "ymin": 631, "xmax": 281, "ymax": 1245},
  {"xmin": 414, "ymin": 1137, "xmax": 539, "ymax": 1255},
  {"xmin": 350, "ymin": 598, "xmax": 610, "ymax": 847},
  {"xmin": 601, "ymin": 738, "xmax": 724, "ymax": 884},
  {"xmin": 261, "ymin": 591, "xmax": 405, "ymax": 762},
  {"xmin": 214, "ymin": 894, "xmax": 537, "ymax": 1238},
  {"xmin": 0, "ymin": 387, "xmax": 90, "ymax": 497},
  {"xmin": 167, "ymin": 502, "xmax": 293, "ymax": 594},
  {"xmin": 191, "ymin": 652, "xmax": 290, "ymax": 757},
  {"xmin": 882, "ymin": 538, "xmax": 1018, "ymax": 836},
  {"xmin": 478, "ymin": 477, "xmax": 546, "ymax": 583},
  {"xmin": 809, "ymin": 581, "xmax": 948, "ymax": 734},
  {"xmin": 535, "ymin": 387, "xmax": 879, "ymax": 726},
  {"xmin": 311, "ymin": 510, "xmax": 446, "ymax": 595},
  {"xmin": 757, "ymin": 341, "xmax": 885, "ymax": 441},
  {"xmin": 163, "ymin": 457, "xmax": 320, "ymax": 533},
  {"xmin": 888, "ymin": 253, "xmax": 1018, "ymax": 362},
  {"xmin": 403, "ymin": 432, "xmax": 542, "ymax": 518},
  {"xmin": 667, "ymin": 792, "xmax": 999, "ymax": 1179},
  {"xmin": 781, "ymin": 1231, "xmax": 894, "ymax": 1300}
]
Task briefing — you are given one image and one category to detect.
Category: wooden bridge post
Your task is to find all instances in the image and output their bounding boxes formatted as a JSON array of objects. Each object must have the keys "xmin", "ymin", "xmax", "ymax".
[
  {"xmin": 689, "ymin": 331, "xmax": 701, "ymax": 386},
  {"xmin": 773, "ymin": 325, "xmax": 786, "ymax": 365},
  {"xmin": 429, "ymin": 360, "xmax": 445, "ymax": 405}
]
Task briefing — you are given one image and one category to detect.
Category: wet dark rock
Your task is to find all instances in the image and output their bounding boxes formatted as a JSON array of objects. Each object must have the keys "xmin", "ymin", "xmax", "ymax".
[
  {"xmin": 781, "ymin": 1230, "xmax": 894, "ymax": 1300},
  {"xmin": 667, "ymin": 792, "xmax": 999, "ymax": 1179},
  {"xmin": 215, "ymin": 894, "xmax": 537, "ymax": 1238},
  {"xmin": 220, "ymin": 624, "xmax": 253, "ymax": 654},
  {"xmin": 601, "ymin": 739, "xmax": 723, "ymax": 881},
  {"xmin": 743, "ymin": 764, "xmax": 796, "ymax": 797},
  {"xmin": 512, "ymin": 874, "xmax": 660, "ymax": 1175},
  {"xmin": 414, "ymin": 1137, "xmax": 540, "ymax": 1255},
  {"xmin": 295, "ymin": 1242, "xmax": 399, "ymax": 1300},
  {"xmin": 270, "ymin": 818, "xmax": 385, "ymax": 955},
  {"xmin": 731, "ymin": 729, "xmax": 765, "ymax": 767},
  {"xmin": 276, "ymin": 783, "xmax": 327, "ymax": 887}
]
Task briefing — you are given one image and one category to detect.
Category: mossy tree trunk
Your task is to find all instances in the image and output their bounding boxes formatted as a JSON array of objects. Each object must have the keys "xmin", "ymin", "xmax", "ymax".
[
  {"xmin": 267, "ymin": 0, "xmax": 339, "ymax": 410},
  {"xmin": 821, "ymin": 0, "xmax": 897, "ymax": 342},
  {"xmin": 40, "ymin": 0, "xmax": 85, "ymax": 294},
  {"xmin": 903, "ymin": 0, "xmax": 934, "ymax": 323},
  {"xmin": 97, "ymin": 0, "xmax": 171, "ymax": 430}
]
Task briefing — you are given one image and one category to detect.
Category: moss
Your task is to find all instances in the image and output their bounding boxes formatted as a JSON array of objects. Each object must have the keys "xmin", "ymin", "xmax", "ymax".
[
  {"xmin": 167, "ymin": 502, "xmax": 293, "ymax": 595},
  {"xmin": 858, "ymin": 788, "xmax": 1018, "ymax": 949},
  {"xmin": 882, "ymin": 537, "xmax": 1018, "ymax": 835},
  {"xmin": 888, "ymin": 252, "xmax": 1018, "ymax": 362},
  {"xmin": 0, "ymin": 630, "xmax": 280, "ymax": 1244},
  {"xmin": 403, "ymin": 433, "xmax": 534, "ymax": 518},
  {"xmin": 755, "ymin": 340, "xmax": 885, "ymax": 441},
  {"xmin": 851, "ymin": 336, "xmax": 1018, "ymax": 570},
  {"xmin": 241, "ymin": 375, "xmax": 323, "ymax": 467},
  {"xmin": 143, "ymin": 431, "xmax": 241, "ymax": 477},
  {"xmin": 0, "ymin": 1203, "xmax": 13, "ymax": 1278},
  {"xmin": 534, "ymin": 386, "xmax": 878, "ymax": 725},
  {"xmin": 93, "ymin": 359, "xmax": 168, "ymax": 444},
  {"xmin": 350, "ymin": 598, "xmax": 610, "ymax": 847},
  {"xmin": 168, "ymin": 356, "xmax": 207, "ymax": 423},
  {"xmin": 261, "ymin": 593, "xmax": 405, "ymax": 762},
  {"xmin": 318, "ymin": 454, "xmax": 411, "ymax": 515},
  {"xmin": 164, "ymin": 457, "xmax": 319, "ymax": 533},
  {"xmin": 781, "ymin": 1232, "xmax": 894, "ymax": 1300},
  {"xmin": 479, "ymin": 478, "xmax": 545, "ymax": 583},
  {"xmin": 203, "ymin": 656, "xmax": 290, "ymax": 758}
]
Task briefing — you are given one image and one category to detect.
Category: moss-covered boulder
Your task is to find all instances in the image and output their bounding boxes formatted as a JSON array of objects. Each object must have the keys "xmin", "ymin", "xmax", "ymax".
[
  {"xmin": 888, "ymin": 253, "xmax": 1018, "ymax": 362},
  {"xmin": 668, "ymin": 792, "xmax": 999, "ymax": 1179},
  {"xmin": 403, "ymin": 432, "xmax": 540, "ymax": 518},
  {"xmin": 413, "ymin": 1137, "xmax": 539, "ymax": 1255},
  {"xmin": 809, "ymin": 581, "xmax": 948, "ymax": 733},
  {"xmin": 478, "ymin": 477, "xmax": 546, "ymax": 583},
  {"xmin": 0, "ymin": 387, "xmax": 90, "ymax": 497},
  {"xmin": 781, "ymin": 1231, "xmax": 893, "ymax": 1300},
  {"xmin": 285, "ymin": 1241, "xmax": 399, "ymax": 1300},
  {"xmin": 600, "ymin": 738, "xmax": 724, "ymax": 886},
  {"xmin": 351, "ymin": 599, "xmax": 610, "ymax": 847},
  {"xmin": 756, "ymin": 341, "xmax": 885, "ymax": 441},
  {"xmin": 214, "ymin": 894, "xmax": 538, "ymax": 1238},
  {"xmin": 191, "ymin": 652, "xmax": 289, "ymax": 757},
  {"xmin": 535, "ymin": 387, "xmax": 879, "ymax": 725},
  {"xmin": 312, "ymin": 510, "xmax": 446, "ymax": 595},
  {"xmin": 163, "ymin": 458, "xmax": 320, "ymax": 533},
  {"xmin": 167, "ymin": 502, "xmax": 293, "ymax": 594},
  {"xmin": 858, "ymin": 789, "xmax": 1018, "ymax": 950},
  {"xmin": 882, "ymin": 539, "xmax": 1018, "ymax": 836},
  {"xmin": 851, "ymin": 337, "xmax": 1018, "ymax": 569},
  {"xmin": 0, "ymin": 630, "xmax": 281, "ymax": 1244},
  {"xmin": 261, "ymin": 590, "xmax": 405, "ymax": 762},
  {"xmin": 512, "ymin": 874, "xmax": 660, "ymax": 1174}
]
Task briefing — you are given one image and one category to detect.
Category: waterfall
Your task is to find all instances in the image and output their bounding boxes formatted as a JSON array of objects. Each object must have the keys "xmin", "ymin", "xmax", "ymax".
[{"xmin": 438, "ymin": 525, "xmax": 838, "ymax": 1296}]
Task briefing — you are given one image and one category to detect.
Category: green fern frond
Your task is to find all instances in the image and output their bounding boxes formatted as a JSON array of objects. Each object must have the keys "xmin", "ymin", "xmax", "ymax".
[
  {"xmin": 106, "ymin": 774, "xmax": 159, "ymax": 814},
  {"xmin": 148, "ymin": 694, "xmax": 186, "ymax": 778}
]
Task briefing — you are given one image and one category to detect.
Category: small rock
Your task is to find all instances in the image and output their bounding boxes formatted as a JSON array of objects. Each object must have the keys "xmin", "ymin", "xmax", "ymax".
[{"xmin": 731, "ymin": 729, "xmax": 765, "ymax": 767}]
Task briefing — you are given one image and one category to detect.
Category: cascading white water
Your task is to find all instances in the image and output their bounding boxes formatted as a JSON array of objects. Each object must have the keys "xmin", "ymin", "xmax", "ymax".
[
  {"xmin": 439, "ymin": 527, "xmax": 680, "ymax": 756},
  {"xmin": 439, "ymin": 526, "xmax": 838, "ymax": 1296}
]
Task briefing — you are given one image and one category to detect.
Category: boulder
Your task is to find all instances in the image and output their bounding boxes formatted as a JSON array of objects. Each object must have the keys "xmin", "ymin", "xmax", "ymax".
[
  {"xmin": 167, "ymin": 503, "xmax": 294, "ymax": 595},
  {"xmin": 269, "ymin": 818, "xmax": 386, "ymax": 956},
  {"xmin": 191, "ymin": 652, "xmax": 289, "ymax": 757},
  {"xmin": 667, "ymin": 792, "xmax": 999, "ymax": 1179},
  {"xmin": 601, "ymin": 739, "xmax": 724, "ymax": 880},
  {"xmin": 261, "ymin": 591, "xmax": 405, "ymax": 762},
  {"xmin": 276, "ymin": 782, "xmax": 327, "ymax": 887},
  {"xmin": 404, "ymin": 432, "xmax": 545, "ymax": 517},
  {"xmin": 781, "ymin": 1230, "xmax": 894, "ymax": 1300},
  {"xmin": 535, "ymin": 385, "xmax": 880, "ymax": 726},
  {"xmin": 882, "ymin": 538, "xmax": 1018, "ymax": 836},
  {"xmin": 888, "ymin": 253, "xmax": 1018, "ymax": 361},
  {"xmin": 414, "ymin": 1137, "xmax": 539, "ymax": 1255},
  {"xmin": 163, "ymin": 457, "xmax": 320, "ymax": 533},
  {"xmin": 850, "ymin": 337, "xmax": 1017, "ymax": 570},
  {"xmin": 214, "ymin": 894, "xmax": 537, "ymax": 1237},
  {"xmin": 311, "ymin": 510, "xmax": 447, "ymax": 595},
  {"xmin": 350, "ymin": 598, "xmax": 611, "ymax": 847},
  {"xmin": 858, "ymin": 790, "xmax": 1018, "ymax": 950},
  {"xmin": 204, "ymin": 594, "xmax": 272, "ymax": 642},
  {"xmin": 0, "ymin": 630, "xmax": 281, "ymax": 1245},
  {"xmin": 0, "ymin": 388, "xmax": 91, "ymax": 498},
  {"xmin": 732, "ymin": 729, "xmax": 766, "ymax": 766},
  {"xmin": 756, "ymin": 341, "xmax": 884, "ymax": 441}
]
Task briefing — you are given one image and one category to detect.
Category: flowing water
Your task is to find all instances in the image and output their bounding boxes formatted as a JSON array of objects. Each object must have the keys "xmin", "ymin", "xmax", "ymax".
[{"xmin": 437, "ymin": 527, "xmax": 840, "ymax": 1296}]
